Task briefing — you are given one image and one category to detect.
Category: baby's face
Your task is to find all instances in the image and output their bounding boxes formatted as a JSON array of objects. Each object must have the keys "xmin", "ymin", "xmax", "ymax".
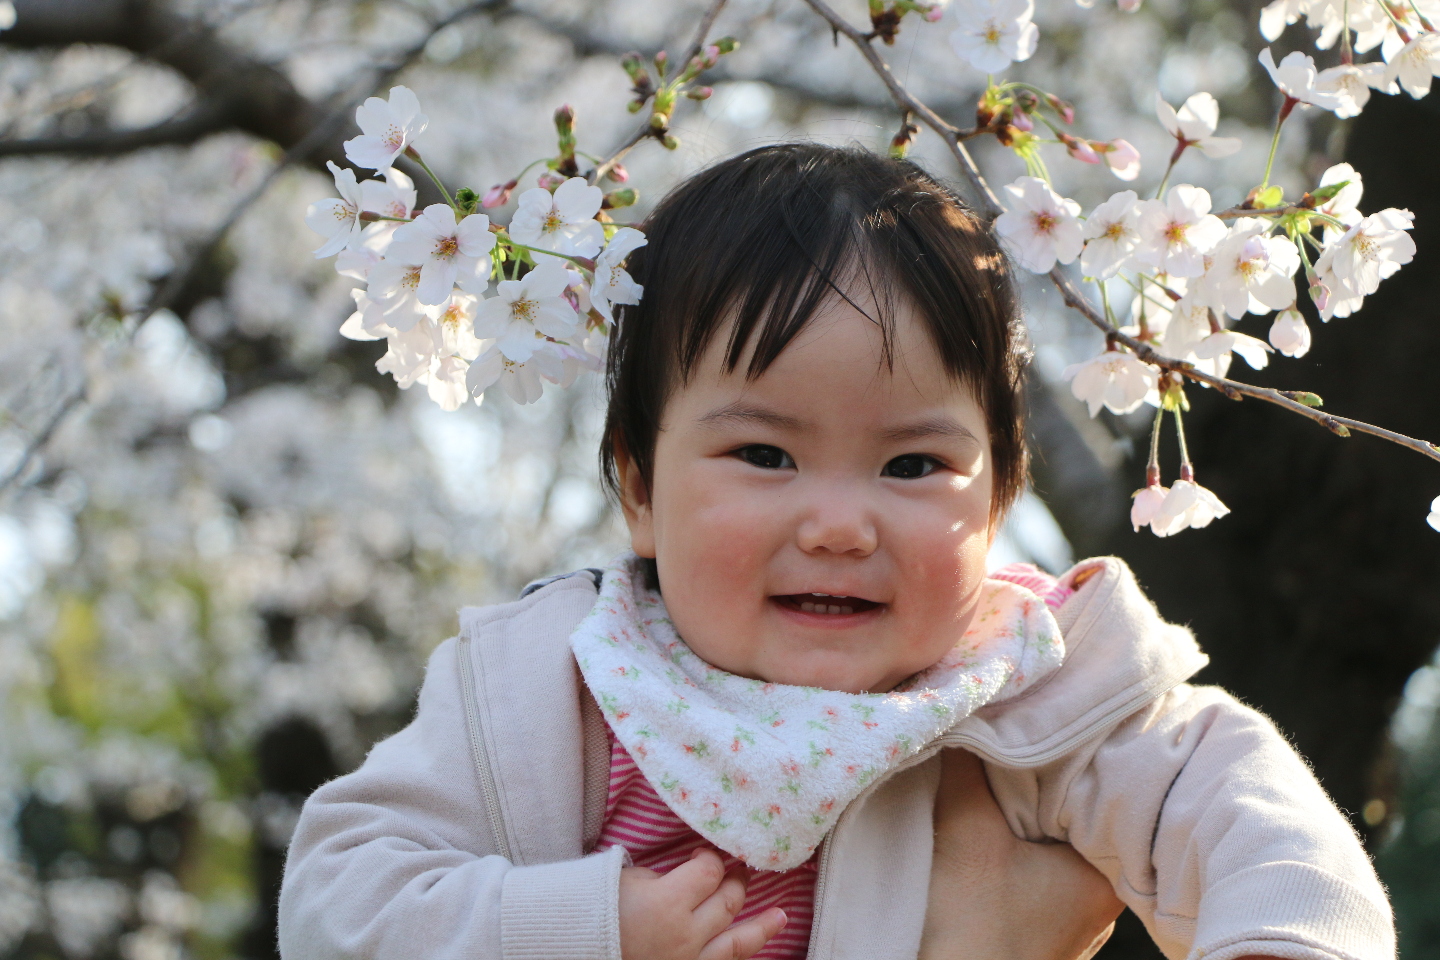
[{"xmin": 618, "ymin": 293, "xmax": 995, "ymax": 694}]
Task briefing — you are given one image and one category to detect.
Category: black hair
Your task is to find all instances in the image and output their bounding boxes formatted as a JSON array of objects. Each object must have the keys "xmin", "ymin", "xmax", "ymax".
[{"xmin": 600, "ymin": 142, "xmax": 1030, "ymax": 526}]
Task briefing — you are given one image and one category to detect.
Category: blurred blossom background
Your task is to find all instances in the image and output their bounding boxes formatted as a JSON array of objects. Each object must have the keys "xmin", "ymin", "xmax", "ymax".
[{"xmin": 1, "ymin": 0, "xmax": 1437, "ymax": 958}]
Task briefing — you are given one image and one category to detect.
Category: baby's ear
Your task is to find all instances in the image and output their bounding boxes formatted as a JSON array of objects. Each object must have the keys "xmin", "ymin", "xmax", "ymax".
[{"xmin": 613, "ymin": 440, "xmax": 656, "ymax": 558}]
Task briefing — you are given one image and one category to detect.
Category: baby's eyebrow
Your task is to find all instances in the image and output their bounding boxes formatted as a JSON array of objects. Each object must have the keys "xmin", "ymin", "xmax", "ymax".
[
  {"xmin": 696, "ymin": 401, "xmax": 808, "ymax": 432},
  {"xmin": 880, "ymin": 416, "xmax": 980, "ymax": 445}
]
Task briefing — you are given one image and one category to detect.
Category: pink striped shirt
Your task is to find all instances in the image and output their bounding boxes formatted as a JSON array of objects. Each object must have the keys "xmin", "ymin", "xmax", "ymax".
[{"xmin": 593, "ymin": 563, "xmax": 1075, "ymax": 959}]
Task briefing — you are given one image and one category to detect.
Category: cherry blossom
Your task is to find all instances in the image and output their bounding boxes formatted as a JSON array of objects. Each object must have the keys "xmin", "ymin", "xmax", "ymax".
[
  {"xmin": 343, "ymin": 86, "xmax": 429, "ymax": 170},
  {"xmin": 1158, "ymin": 294, "xmax": 1230, "ymax": 375},
  {"xmin": 1315, "ymin": 62, "xmax": 1388, "ymax": 118},
  {"xmin": 1269, "ymin": 308, "xmax": 1312, "ymax": 358},
  {"xmin": 357, "ymin": 167, "xmax": 417, "ymax": 244},
  {"xmin": 509, "ymin": 177, "xmax": 605, "ymax": 260},
  {"xmin": 993, "ymin": 176, "xmax": 1083, "ymax": 273},
  {"xmin": 1080, "ymin": 190, "xmax": 1140, "ymax": 280},
  {"xmin": 1428, "ymin": 495, "xmax": 1440, "ymax": 533},
  {"xmin": 1193, "ymin": 329, "xmax": 1274, "ymax": 370},
  {"xmin": 1149, "ymin": 479, "xmax": 1230, "ymax": 536},
  {"xmin": 360, "ymin": 167, "xmax": 417, "ymax": 221},
  {"xmin": 1382, "ymin": 32, "xmax": 1440, "ymax": 98},
  {"xmin": 375, "ymin": 323, "xmax": 440, "ymax": 391},
  {"xmin": 385, "ymin": 204, "xmax": 497, "ymax": 305},
  {"xmin": 590, "ymin": 227, "xmax": 648, "ymax": 324},
  {"xmin": 1126, "ymin": 274, "xmax": 1186, "ymax": 338},
  {"xmin": 363, "ymin": 261, "xmax": 428, "ymax": 332},
  {"xmin": 472, "ymin": 261, "xmax": 580, "ymax": 362},
  {"xmin": 948, "ymin": 0, "xmax": 1039, "ymax": 73},
  {"xmin": 1259, "ymin": 48, "xmax": 1344, "ymax": 110},
  {"xmin": 1155, "ymin": 92, "xmax": 1241, "ymax": 158},
  {"xmin": 1319, "ymin": 207, "xmax": 1416, "ymax": 301},
  {"xmin": 1200, "ymin": 218, "xmax": 1300, "ymax": 319},
  {"xmin": 1259, "ymin": 0, "xmax": 1306, "ymax": 41},
  {"xmin": 1134, "ymin": 185, "xmax": 1227, "ymax": 278},
  {"xmin": 335, "ymin": 242, "xmax": 382, "ymax": 282},
  {"xmin": 1062, "ymin": 351, "xmax": 1159, "ymax": 417},
  {"xmin": 1311, "ymin": 251, "xmax": 1366, "ymax": 320},
  {"xmin": 467, "ymin": 346, "xmax": 566, "ymax": 404},
  {"xmin": 1096, "ymin": 140, "xmax": 1141, "ymax": 181},
  {"xmin": 339, "ymin": 288, "xmax": 384, "ymax": 342},
  {"xmin": 305, "ymin": 162, "xmax": 364, "ymax": 259},
  {"xmin": 1131, "ymin": 483, "xmax": 1168, "ymax": 532},
  {"xmin": 1315, "ymin": 163, "xmax": 1363, "ymax": 243}
]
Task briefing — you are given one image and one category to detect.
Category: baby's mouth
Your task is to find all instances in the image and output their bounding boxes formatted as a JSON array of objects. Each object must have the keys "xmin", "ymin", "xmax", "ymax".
[{"xmin": 774, "ymin": 593, "xmax": 882, "ymax": 616}]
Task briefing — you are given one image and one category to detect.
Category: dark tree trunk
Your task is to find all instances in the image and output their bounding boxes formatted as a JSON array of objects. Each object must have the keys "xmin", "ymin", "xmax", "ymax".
[{"xmin": 1093, "ymin": 89, "xmax": 1440, "ymax": 959}]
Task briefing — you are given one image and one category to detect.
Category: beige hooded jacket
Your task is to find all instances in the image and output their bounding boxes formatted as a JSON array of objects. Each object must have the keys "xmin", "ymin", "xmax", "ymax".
[{"xmin": 277, "ymin": 558, "xmax": 1394, "ymax": 960}]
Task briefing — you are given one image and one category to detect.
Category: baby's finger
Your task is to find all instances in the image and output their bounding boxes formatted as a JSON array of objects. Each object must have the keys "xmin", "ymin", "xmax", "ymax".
[
  {"xmin": 660, "ymin": 847, "xmax": 728, "ymax": 908},
  {"xmin": 697, "ymin": 908, "xmax": 788, "ymax": 960},
  {"xmin": 691, "ymin": 866, "xmax": 750, "ymax": 937}
]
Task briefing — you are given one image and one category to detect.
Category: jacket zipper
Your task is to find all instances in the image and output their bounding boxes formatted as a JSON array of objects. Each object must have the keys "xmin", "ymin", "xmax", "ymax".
[{"xmin": 456, "ymin": 635, "xmax": 515, "ymax": 863}]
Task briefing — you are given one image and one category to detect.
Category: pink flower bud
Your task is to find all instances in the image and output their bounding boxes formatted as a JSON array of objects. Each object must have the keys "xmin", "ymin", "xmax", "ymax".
[
  {"xmin": 704, "ymin": 44, "xmax": 721, "ymax": 67},
  {"xmin": 482, "ymin": 179, "xmax": 518, "ymax": 208},
  {"xmin": 1309, "ymin": 280, "xmax": 1331, "ymax": 312},
  {"xmin": 1101, "ymin": 139, "xmax": 1141, "ymax": 181},
  {"xmin": 1118, "ymin": 0, "xmax": 1142, "ymax": 11},
  {"xmin": 608, "ymin": 163, "xmax": 630, "ymax": 184},
  {"xmin": 1046, "ymin": 94, "xmax": 1076, "ymax": 124},
  {"xmin": 924, "ymin": 3, "xmax": 945, "ymax": 20},
  {"xmin": 1011, "ymin": 106, "xmax": 1034, "ymax": 131},
  {"xmin": 1062, "ymin": 134, "xmax": 1101, "ymax": 164},
  {"xmin": 537, "ymin": 171, "xmax": 566, "ymax": 190}
]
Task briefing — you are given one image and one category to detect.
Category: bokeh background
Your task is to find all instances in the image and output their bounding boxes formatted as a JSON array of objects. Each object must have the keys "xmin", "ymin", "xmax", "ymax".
[{"xmin": 1, "ymin": 0, "xmax": 1437, "ymax": 957}]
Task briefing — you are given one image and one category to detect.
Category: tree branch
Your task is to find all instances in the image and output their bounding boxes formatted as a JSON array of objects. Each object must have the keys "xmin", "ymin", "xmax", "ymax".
[
  {"xmin": 0, "ymin": 100, "xmax": 230, "ymax": 158},
  {"xmin": 1, "ymin": 0, "xmax": 506, "ymax": 173},
  {"xmin": 798, "ymin": 0, "xmax": 1440, "ymax": 467}
]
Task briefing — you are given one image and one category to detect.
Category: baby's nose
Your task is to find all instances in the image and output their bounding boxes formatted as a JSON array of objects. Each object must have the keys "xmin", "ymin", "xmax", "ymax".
[{"xmin": 795, "ymin": 499, "xmax": 878, "ymax": 556}]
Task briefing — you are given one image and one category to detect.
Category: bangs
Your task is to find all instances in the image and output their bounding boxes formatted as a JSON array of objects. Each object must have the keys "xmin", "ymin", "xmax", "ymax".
[{"xmin": 602, "ymin": 142, "xmax": 1030, "ymax": 522}]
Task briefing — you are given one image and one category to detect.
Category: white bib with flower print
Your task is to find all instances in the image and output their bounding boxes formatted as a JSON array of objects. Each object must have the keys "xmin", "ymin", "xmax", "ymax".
[{"xmin": 569, "ymin": 554, "xmax": 1065, "ymax": 871}]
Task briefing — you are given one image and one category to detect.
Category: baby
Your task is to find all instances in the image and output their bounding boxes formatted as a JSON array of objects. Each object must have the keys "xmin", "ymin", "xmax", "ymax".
[{"xmin": 277, "ymin": 144, "xmax": 1394, "ymax": 960}]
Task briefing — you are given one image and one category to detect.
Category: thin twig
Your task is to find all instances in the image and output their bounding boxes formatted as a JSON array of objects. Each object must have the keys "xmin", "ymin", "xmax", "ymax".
[
  {"xmin": 0, "ymin": 386, "xmax": 85, "ymax": 491},
  {"xmin": 798, "ymin": 0, "xmax": 1440, "ymax": 466},
  {"xmin": 681, "ymin": 0, "xmax": 732, "ymax": 65},
  {"xmin": 800, "ymin": 0, "xmax": 1001, "ymax": 214},
  {"xmin": 589, "ymin": 0, "xmax": 731, "ymax": 184}
]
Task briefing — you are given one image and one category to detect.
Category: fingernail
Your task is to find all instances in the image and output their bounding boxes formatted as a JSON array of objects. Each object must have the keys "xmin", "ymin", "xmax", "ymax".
[{"xmin": 775, "ymin": 909, "xmax": 788, "ymax": 929}]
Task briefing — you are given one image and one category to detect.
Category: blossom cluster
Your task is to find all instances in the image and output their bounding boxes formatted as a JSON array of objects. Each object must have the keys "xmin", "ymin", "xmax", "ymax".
[
  {"xmin": 983, "ymin": 37, "xmax": 1421, "ymax": 534},
  {"xmin": 306, "ymin": 86, "xmax": 646, "ymax": 408}
]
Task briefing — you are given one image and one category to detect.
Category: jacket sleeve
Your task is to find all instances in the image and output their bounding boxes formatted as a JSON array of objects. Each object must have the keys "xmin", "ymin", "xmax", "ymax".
[
  {"xmin": 986, "ymin": 684, "xmax": 1395, "ymax": 960},
  {"xmin": 277, "ymin": 636, "xmax": 626, "ymax": 960}
]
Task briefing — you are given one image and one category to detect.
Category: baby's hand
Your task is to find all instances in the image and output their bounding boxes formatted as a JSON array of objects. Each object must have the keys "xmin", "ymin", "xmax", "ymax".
[{"xmin": 619, "ymin": 848, "xmax": 787, "ymax": 960}]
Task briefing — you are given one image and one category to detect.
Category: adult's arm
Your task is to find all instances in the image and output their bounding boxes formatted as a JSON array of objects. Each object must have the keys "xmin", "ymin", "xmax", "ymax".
[{"xmin": 920, "ymin": 748, "xmax": 1123, "ymax": 960}]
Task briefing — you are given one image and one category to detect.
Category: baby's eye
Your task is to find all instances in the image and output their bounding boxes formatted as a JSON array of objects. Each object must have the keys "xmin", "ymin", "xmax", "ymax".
[
  {"xmin": 737, "ymin": 445, "xmax": 795, "ymax": 470},
  {"xmin": 883, "ymin": 454, "xmax": 939, "ymax": 479}
]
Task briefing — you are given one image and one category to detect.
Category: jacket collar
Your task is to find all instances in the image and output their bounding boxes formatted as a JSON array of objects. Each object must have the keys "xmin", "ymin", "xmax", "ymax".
[{"xmin": 943, "ymin": 556, "xmax": 1208, "ymax": 766}]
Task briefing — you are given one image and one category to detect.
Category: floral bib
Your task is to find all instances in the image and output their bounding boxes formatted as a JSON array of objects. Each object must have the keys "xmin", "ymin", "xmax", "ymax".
[{"xmin": 569, "ymin": 554, "xmax": 1065, "ymax": 871}]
